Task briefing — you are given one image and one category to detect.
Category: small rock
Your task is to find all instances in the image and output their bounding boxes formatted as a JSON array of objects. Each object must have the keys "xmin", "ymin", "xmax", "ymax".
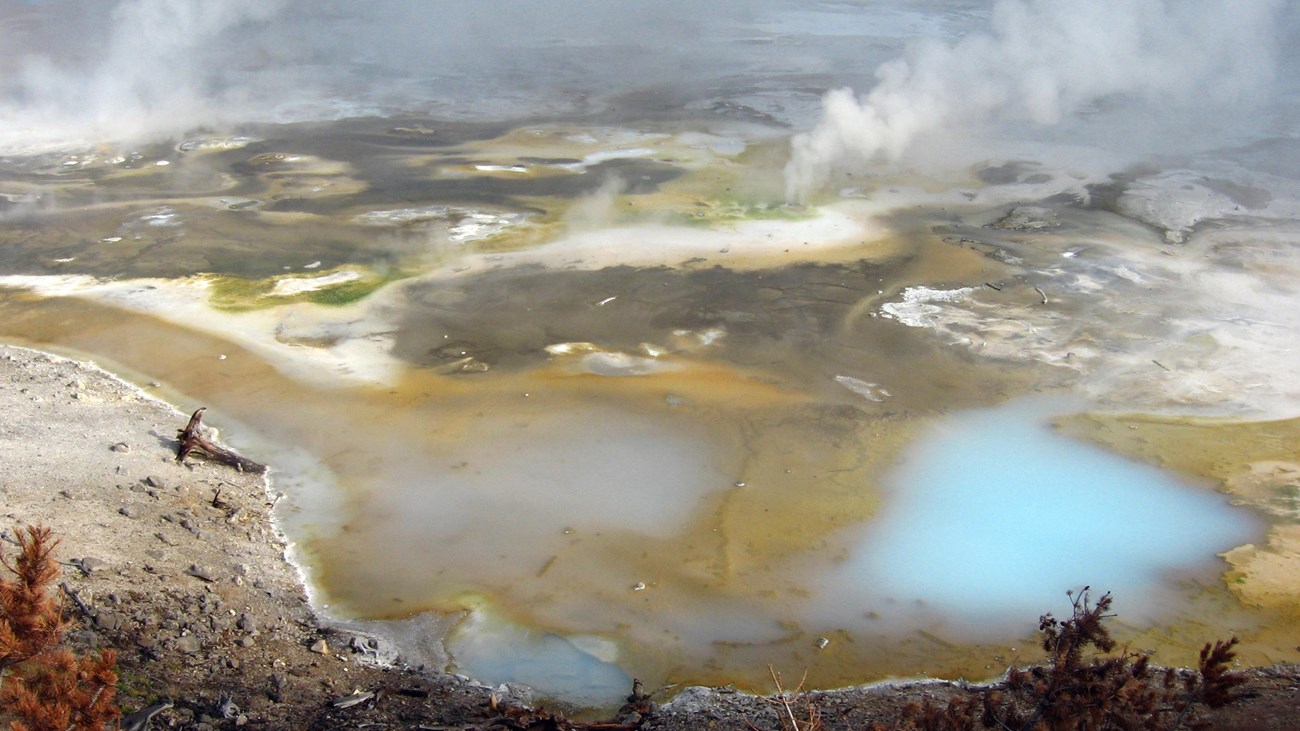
[
  {"xmin": 310, "ymin": 639, "xmax": 329, "ymax": 654},
  {"xmin": 330, "ymin": 691, "xmax": 375, "ymax": 709},
  {"xmin": 237, "ymin": 613, "xmax": 256, "ymax": 632},
  {"xmin": 174, "ymin": 634, "xmax": 201, "ymax": 654},
  {"xmin": 184, "ymin": 564, "xmax": 215, "ymax": 582},
  {"xmin": 987, "ymin": 205, "xmax": 1061, "ymax": 231},
  {"xmin": 93, "ymin": 611, "xmax": 125, "ymax": 632},
  {"xmin": 268, "ymin": 673, "xmax": 286, "ymax": 702},
  {"xmin": 119, "ymin": 505, "xmax": 140, "ymax": 519},
  {"xmin": 77, "ymin": 557, "xmax": 109, "ymax": 576},
  {"xmin": 238, "ymin": 636, "xmax": 255, "ymax": 648},
  {"xmin": 111, "ymin": 442, "xmax": 131, "ymax": 453},
  {"xmin": 145, "ymin": 475, "xmax": 166, "ymax": 488}
]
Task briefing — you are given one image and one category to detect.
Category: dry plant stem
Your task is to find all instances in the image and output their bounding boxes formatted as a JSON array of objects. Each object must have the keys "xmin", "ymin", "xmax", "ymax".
[{"xmin": 764, "ymin": 666, "xmax": 821, "ymax": 731}]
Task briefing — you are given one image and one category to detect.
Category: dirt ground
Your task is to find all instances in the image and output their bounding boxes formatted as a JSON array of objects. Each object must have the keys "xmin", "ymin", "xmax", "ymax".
[{"xmin": 1, "ymin": 343, "xmax": 1295, "ymax": 730}]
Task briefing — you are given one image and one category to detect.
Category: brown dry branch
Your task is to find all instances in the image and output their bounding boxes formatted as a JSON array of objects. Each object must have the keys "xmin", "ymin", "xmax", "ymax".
[
  {"xmin": 175, "ymin": 407, "xmax": 267, "ymax": 474},
  {"xmin": 751, "ymin": 667, "xmax": 822, "ymax": 731},
  {"xmin": 0, "ymin": 525, "xmax": 120, "ymax": 731},
  {"xmin": 1, "ymin": 649, "xmax": 119, "ymax": 731},
  {"xmin": 1193, "ymin": 637, "xmax": 1246, "ymax": 709},
  {"xmin": 882, "ymin": 695, "xmax": 983, "ymax": 731},
  {"xmin": 1168, "ymin": 637, "xmax": 1246, "ymax": 730},
  {"xmin": 0, "ymin": 526, "xmax": 66, "ymax": 674},
  {"xmin": 874, "ymin": 588, "xmax": 1247, "ymax": 730}
]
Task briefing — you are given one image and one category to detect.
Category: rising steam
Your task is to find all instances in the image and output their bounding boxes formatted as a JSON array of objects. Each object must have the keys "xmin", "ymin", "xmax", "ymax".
[
  {"xmin": 0, "ymin": 0, "xmax": 772, "ymax": 153},
  {"xmin": 784, "ymin": 0, "xmax": 1287, "ymax": 203},
  {"xmin": 3, "ymin": 0, "xmax": 290, "ymax": 150}
]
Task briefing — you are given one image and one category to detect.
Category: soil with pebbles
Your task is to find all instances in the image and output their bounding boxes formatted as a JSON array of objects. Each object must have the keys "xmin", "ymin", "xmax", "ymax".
[{"xmin": 1, "ymin": 343, "xmax": 1295, "ymax": 730}]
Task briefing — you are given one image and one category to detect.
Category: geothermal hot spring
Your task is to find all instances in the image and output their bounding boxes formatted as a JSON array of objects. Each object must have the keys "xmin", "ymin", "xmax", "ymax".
[{"xmin": 2, "ymin": 0, "xmax": 1299, "ymax": 710}]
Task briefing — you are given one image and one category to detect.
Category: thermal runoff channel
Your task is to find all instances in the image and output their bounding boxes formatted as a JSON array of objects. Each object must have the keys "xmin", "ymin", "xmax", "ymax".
[{"xmin": 1, "ymin": 0, "xmax": 1297, "ymax": 709}]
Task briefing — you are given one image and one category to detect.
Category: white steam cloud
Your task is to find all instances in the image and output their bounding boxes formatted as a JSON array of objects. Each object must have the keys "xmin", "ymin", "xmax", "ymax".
[
  {"xmin": 0, "ymin": 0, "xmax": 775, "ymax": 153},
  {"xmin": 3, "ymin": 0, "xmax": 290, "ymax": 150},
  {"xmin": 565, "ymin": 175, "xmax": 629, "ymax": 231},
  {"xmin": 785, "ymin": 0, "xmax": 1287, "ymax": 203}
]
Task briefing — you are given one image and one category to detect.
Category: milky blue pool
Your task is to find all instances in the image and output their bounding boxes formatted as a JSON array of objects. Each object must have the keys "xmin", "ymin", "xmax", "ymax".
[{"xmin": 824, "ymin": 397, "xmax": 1261, "ymax": 629}]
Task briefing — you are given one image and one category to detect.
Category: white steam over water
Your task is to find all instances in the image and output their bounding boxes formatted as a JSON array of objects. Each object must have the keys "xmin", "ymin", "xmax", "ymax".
[
  {"xmin": 786, "ymin": 0, "xmax": 1290, "ymax": 201},
  {"xmin": 0, "ymin": 0, "xmax": 812, "ymax": 151},
  {"xmin": 2, "ymin": 0, "xmax": 290, "ymax": 149}
]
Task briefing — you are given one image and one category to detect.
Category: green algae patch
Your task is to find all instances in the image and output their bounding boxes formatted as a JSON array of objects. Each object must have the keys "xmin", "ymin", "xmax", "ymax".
[
  {"xmin": 629, "ymin": 141, "xmax": 804, "ymax": 227},
  {"xmin": 675, "ymin": 198, "xmax": 814, "ymax": 227},
  {"xmin": 206, "ymin": 266, "xmax": 399, "ymax": 311},
  {"xmin": 401, "ymin": 121, "xmax": 804, "ymax": 230}
]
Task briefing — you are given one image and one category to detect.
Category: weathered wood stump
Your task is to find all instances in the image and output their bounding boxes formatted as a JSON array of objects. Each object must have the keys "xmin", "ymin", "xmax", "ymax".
[{"xmin": 176, "ymin": 407, "xmax": 267, "ymax": 474}]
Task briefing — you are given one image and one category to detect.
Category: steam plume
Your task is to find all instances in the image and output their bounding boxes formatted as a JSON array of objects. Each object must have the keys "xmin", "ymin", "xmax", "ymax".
[
  {"xmin": 0, "ymin": 0, "xmax": 772, "ymax": 152},
  {"xmin": 4, "ymin": 0, "xmax": 289, "ymax": 149},
  {"xmin": 785, "ymin": 0, "xmax": 1286, "ymax": 203}
]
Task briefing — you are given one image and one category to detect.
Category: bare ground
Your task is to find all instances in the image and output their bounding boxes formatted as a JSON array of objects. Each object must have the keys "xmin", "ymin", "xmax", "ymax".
[{"xmin": 1, "ymin": 343, "xmax": 1295, "ymax": 730}]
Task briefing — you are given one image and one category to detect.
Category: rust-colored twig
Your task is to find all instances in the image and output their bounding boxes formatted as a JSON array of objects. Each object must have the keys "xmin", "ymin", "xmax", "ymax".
[
  {"xmin": 1, "ymin": 526, "xmax": 67, "ymax": 673},
  {"xmin": 1, "ymin": 525, "xmax": 121, "ymax": 730}
]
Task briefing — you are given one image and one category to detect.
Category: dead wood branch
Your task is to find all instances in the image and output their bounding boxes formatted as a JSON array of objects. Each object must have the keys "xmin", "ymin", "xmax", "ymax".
[
  {"xmin": 58, "ymin": 582, "xmax": 93, "ymax": 620},
  {"xmin": 176, "ymin": 408, "xmax": 267, "ymax": 474},
  {"xmin": 762, "ymin": 666, "xmax": 822, "ymax": 731}
]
